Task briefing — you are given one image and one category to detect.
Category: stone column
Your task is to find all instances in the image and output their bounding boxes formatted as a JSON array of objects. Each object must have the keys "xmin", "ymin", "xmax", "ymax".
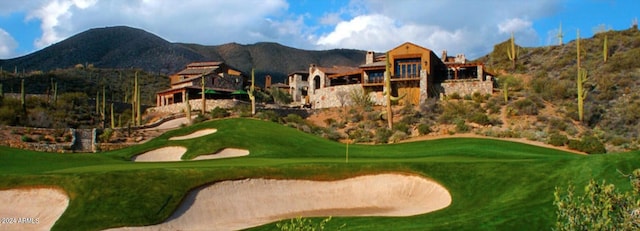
[{"xmin": 419, "ymin": 69, "xmax": 428, "ymax": 103}]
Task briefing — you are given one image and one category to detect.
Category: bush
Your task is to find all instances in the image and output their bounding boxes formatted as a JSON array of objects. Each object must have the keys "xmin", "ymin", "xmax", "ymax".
[
  {"xmin": 255, "ymin": 110, "xmax": 280, "ymax": 123},
  {"xmin": 347, "ymin": 127, "xmax": 373, "ymax": 143},
  {"xmin": 374, "ymin": 127, "xmax": 392, "ymax": 144},
  {"xmin": 417, "ymin": 123, "xmax": 432, "ymax": 135},
  {"xmin": 210, "ymin": 107, "xmax": 230, "ymax": 118},
  {"xmin": 454, "ymin": 118, "xmax": 469, "ymax": 133},
  {"xmin": 547, "ymin": 133, "xmax": 569, "ymax": 146},
  {"xmin": 322, "ymin": 127, "xmax": 342, "ymax": 141},
  {"xmin": 21, "ymin": 135, "xmax": 33, "ymax": 142},
  {"xmin": 568, "ymin": 135, "xmax": 607, "ymax": 154},
  {"xmin": 448, "ymin": 92, "xmax": 462, "ymax": 100},
  {"xmin": 468, "ymin": 112, "xmax": 491, "ymax": 126},
  {"xmin": 389, "ymin": 131, "xmax": 408, "ymax": 143},
  {"xmin": 393, "ymin": 122, "xmax": 410, "ymax": 134},
  {"xmin": 98, "ymin": 128, "xmax": 113, "ymax": 143}
]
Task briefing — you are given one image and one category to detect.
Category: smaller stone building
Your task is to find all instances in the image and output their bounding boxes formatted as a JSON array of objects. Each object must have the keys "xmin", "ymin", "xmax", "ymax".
[{"xmin": 156, "ymin": 62, "xmax": 245, "ymax": 107}]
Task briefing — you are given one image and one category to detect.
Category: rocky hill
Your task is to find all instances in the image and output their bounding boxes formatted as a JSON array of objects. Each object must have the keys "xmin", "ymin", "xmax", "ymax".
[{"xmin": 0, "ymin": 26, "xmax": 366, "ymax": 84}]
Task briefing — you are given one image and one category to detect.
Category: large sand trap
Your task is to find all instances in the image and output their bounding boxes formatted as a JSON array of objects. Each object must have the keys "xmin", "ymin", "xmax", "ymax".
[
  {"xmin": 192, "ymin": 148, "xmax": 250, "ymax": 160},
  {"xmin": 131, "ymin": 146, "xmax": 187, "ymax": 162},
  {"xmin": 0, "ymin": 187, "xmax": 69, "ymax": 231},
  {"xmin": 110, "ymin": 174, "xmax": 451, "ymax": 231},
  {"xmin": 169, "ymin": 129, "xmax": 218, "ymax": 140},
  {"xmin": 131, "ymin": 146, "xmax": 248, "ymax": 162}
]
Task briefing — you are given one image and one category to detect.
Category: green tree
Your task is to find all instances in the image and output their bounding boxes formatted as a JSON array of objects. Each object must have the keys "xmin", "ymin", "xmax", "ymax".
[{"xmin": 553, "ymin": 169, "xmax": 640, "ymax": 230}]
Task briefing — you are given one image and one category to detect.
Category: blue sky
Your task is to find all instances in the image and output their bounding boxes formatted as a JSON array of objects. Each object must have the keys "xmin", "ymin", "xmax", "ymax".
[{"xmin": 0, "ymin": 0, "xmax": 638, "ymax": 59}]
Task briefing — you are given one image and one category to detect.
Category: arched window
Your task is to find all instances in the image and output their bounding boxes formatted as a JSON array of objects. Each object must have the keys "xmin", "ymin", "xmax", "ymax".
[{"xmin": 313, "ymin": 75, "xmax": 321, "ymax": 91}]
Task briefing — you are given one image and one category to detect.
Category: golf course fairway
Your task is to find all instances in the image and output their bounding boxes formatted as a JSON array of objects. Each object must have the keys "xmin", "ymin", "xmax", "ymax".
[{"xmin": 0, "ymin": 118, "xmax": 638, "ymax": 230}]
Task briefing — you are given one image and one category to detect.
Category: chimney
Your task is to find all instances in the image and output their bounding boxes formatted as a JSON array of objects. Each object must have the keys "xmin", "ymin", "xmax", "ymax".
[
  {"xmin": 366, "ymin": 51, "xmax": 374, "ymax": 64},
  {"xmin": 441, "ymin": 50, "xmax": 448, "ymax": 62},
  {"xmin": 265, "ymin": 75, "xmax": 272, "ymax": 89}
]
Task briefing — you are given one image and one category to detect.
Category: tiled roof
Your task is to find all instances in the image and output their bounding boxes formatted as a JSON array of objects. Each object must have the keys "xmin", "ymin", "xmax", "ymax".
[
  {"xmin": 360, "ymin": 60, "xmax": 386, "ymax": 68},
  {"xmin": 176, "ymin": 67, "xmax": 217, "ymax": 75},
  {"xmin": 187, "ymin": 61, "xmax": 223, "ymax": 68},
  {"xmin": 315, "ymin": 66, "xmax": 360, "ymax": 74}
]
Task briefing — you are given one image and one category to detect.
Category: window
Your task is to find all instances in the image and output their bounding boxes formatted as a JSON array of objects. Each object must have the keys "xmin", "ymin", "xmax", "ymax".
[{"xmin": 394, "ymin": 58, "xmax": 421, "ymax": 78}]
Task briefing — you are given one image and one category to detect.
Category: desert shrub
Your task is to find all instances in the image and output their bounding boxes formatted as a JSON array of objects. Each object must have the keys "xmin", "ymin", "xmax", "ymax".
[
  {"xmin": 98, "ymin": 128, "xmax": 113, "ymax": 143},
  {"xmin": 511, "ymin": 98, "xmax": 538, "ymax": 115},
  {"xmin": 553, "ymin": 169, "xmax": 640, "ymax": 231},
  {"xmin": 210, "ymin": 107, "xmax": 229, "ymax": 118},
  {"xmin": 255, "ymin": 110, "xmax": 280, "ymax": 123},
  {"xmin": 417, "ymin": 123, "xmax": 432, "ymax": 135},
  {"xmin": 484, "ymin": 97, "xmax": 503, "ymax": 114},
  {"xmin": 463, "ymin": 94, "xmax": 472, "ymax": 101},
  {"xmin": 192, "ymin": 114, "xmax": 207, "ymax": 124},
  {"xmin": 454, "ymin": 118, "xmax": 469, "ymax": 133},
  {"xmin": 232, "ymin": 104, "xmax": 252, "ymax": 117},
  {"xmin": 366, "ymin": 111, "xmax": 381, "ymax": 121},
  {"xmin": 393, "ymin": 122, "xmax": 410, "ymax": 134},
  {"xmin": 21, "ymin": 135, "xmax": 33, "ymax": 142},
  {"xmin": 276, "ymin": 216, "xmax": 340, "ymax": 231},
  {"xmin": 547, "ymin": 133, "xmax": 569, "ymax": 146},
  {"xmin": 349, "ymin": 112, "xmax": 363, "ymax": 123},
  {"xmin": 284, "ymin": 114, "xmax": 305, "ymax": 124},
  {"xmin": 471, "ymin": 92, "xmax": 485, "ymax": 103},
  {"xmin": 324, "ymin": 118, "xmax": 336, "ymax": 127},
  {"xmin": 347, "ymin": 127, "xmax": 373, "ymax": 143},
  {"xmin": 521, "ymin": 130, "xmax": 539, "ymax": 141},
  {"xmin": 374, "ymin": 127, "xmax": 392, "ymax": 144},
  {"xmin": 568, "ymin": 135, "xmax": 607, "ymax": 154},
  {"xmin": 270, "ymin": 87, "xmax": 292, "ymax": 105},
  {"xmin": 389, "ymin": 131, "xmax": 408, "ymax": 143},
  {"xmin": 468, "ymin": 112, "xmax": 491, "ymax": 126},
  {"xmin": 439, "ymin": 101, "xmax": 471, "ymax": 124},
  {"xmin": 349, "ymin": 88, "xmax": 373, "ymax": 108},
  {"xmin": 322, "ymin": 127, "xmax": 342, "ymax": 141},
  {"xmin": 448, "ymin": 92, "xmax": 462, "ymax": 100},
  {"xmin": 610, "ymin": 136, "xmax": 631, "ymax": 147},
  {"xmin": 546, "ymin": 117, "xmax": 565, "ymax": 130}
]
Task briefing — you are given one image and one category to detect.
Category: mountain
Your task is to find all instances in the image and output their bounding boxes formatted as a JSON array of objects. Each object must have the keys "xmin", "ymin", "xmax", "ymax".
[{"xmin": 0, "ymin": 26, "xmax": 366, "ymax": 84}]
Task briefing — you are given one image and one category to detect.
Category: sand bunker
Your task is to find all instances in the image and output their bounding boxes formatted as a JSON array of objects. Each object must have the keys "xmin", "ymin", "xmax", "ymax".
[
  {"xmin": 110, "ymin": 174, "xmax": 451, "ymax": 231},
  {"xmin": 0, "ymin": 187, "xmax": 69, "ymax": 231},
  {"xmin": 131, "ymin": 146, "xmax": 187, "ymax": 162},
  {"xmin": 169, "ymin": 129, "xmax": 218, "ymax": 140},
  {"xmin": 192, "ymin": 148, "xmax": 250, "ymax": 160},
  {"xmin": 131, "ymin": 146, "xmax": 249, "ymax": 162}
]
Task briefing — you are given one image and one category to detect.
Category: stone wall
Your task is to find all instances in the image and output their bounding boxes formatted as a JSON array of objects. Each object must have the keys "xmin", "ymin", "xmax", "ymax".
[
  {"xmin": 309, "ymin": 84, "xmax": 385, "ymax": 109},
  {"xmin": 146, "ymin": 99, "xmax": 239, "ymax": 114},
  {"xmin": 441, "ymin": 80, "xmax": 493, "ymax": 97}
]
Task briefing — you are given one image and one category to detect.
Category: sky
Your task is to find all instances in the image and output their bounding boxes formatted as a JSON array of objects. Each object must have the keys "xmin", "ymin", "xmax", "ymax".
[{"xmin": 0, "ymin": 0, "xmax": 638, "ymax": 60}]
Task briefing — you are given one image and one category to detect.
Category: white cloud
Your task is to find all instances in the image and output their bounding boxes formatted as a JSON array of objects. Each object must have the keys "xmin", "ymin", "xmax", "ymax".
[
  {"xmin": 314, "ymin": 0, "xmax": 559, "ymax": 58},
  {"xmin": 498, "ymin": 18, "xmax": 533, "ymax": 34},
  {"xmin": 26, "ymin": 0, "xmax": 98, "ymax": 48},
  {"xmin": 0, "ymin": 28, "xmax": 18, "ymax": 58}
]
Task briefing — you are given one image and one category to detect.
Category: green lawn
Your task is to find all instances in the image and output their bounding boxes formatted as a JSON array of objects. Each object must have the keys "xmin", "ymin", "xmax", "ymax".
[{"xmin": 0, "ymin": 118, "xmax": 638, "ymax": 230}]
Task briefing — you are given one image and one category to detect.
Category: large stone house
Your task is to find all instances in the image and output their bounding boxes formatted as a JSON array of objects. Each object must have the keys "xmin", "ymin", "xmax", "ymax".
[
  {"xmin": 156, "ymin": 62, "xmax": 245, "ymax": 106},
  {"xmin": 289, "ymin": 42, "xmax": 494, "ymax": 109}
]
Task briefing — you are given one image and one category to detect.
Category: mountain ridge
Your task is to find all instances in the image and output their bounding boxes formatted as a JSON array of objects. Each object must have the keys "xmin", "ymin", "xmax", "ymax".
[{"xmin": 0, "ymin": 26, "xmax": 366, "ymax": 83}]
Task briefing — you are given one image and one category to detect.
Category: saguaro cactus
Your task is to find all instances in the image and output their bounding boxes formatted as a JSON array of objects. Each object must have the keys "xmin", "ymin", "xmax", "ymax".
[
  {"xmin": 576, "ymin": 30, "xmax": 588, "ymax": 122},
  {"xmin": 248, "ymin": 68, "xmax": 256, "ymax": 115},
  {"xmin": 136, "ymin": 72, "xmax": 141, "ymax": 126},
  {"xmin": 185, "ymin": 91, "xmax": 192, "ymax": 125},
  {"xmin": 382, "ymin": 53, "xmax": 405, "ymax": 130},
  {"xmin": 110, "ymin": 103, "xmax": 115, "ymax": 129},
  {"xmin": 201, "ymin": 73, "xmax": 206, "ymax": 113},
  {"xmin": 20, "ymin": 78, "xmax": 25, "ymax": 109},
  {"xmin": 557, "ymin": 23, "xmax": 564, "ymax": 45},
  {"xmin": 603, "ymin": 34, "xmax": 608, "ymax": 63},
  {"xmin": 506, "ymin": 32, "xmax": 518, "ymax": 69}
]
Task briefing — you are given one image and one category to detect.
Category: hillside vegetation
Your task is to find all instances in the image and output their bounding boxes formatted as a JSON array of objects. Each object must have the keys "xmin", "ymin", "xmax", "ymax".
[{"xmin": 477, "ymin": 27, "xmax": 640, "ymax": 152}]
